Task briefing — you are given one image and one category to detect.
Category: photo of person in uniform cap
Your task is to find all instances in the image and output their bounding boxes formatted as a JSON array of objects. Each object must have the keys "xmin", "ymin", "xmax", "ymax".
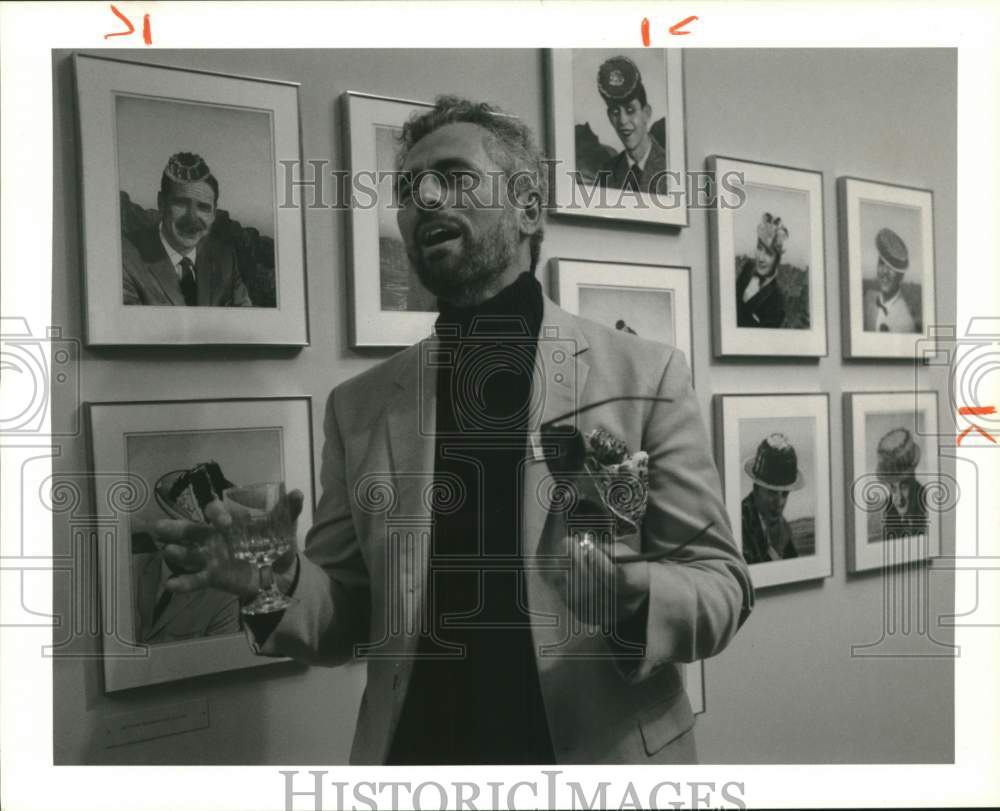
[
  {"xmin": 595, "ymin": 55, "xmax": 668, "ymax": 196},
  {"xmin": 736, "ymin": 212, "xmax": 789, "ymax": 329},
  {"xmin": 740, "ymin": 433, "xmax": 805, "ymax": 564},
  {"xmin": 874, "ymin": 427, "xmax": 928, "ymax": 537},
  {"xmin": 122, "ymin": 152, "xmax": 253, "ymax": 307},
  {"xmin": 862, "ymin": 227, "xmax": 917, "ymax": 333}
]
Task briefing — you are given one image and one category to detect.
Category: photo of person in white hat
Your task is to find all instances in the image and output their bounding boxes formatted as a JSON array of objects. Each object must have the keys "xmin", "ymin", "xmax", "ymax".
[
  {"xmin": 862, "ymin": 227, "xmax": 918, "ymax": 333},
  {"xmin": 740, "ymin": 433, "xmax": 806, "ymax": 564}
]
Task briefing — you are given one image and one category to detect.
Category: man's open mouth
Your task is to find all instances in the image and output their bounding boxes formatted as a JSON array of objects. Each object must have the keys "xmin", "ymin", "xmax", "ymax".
[{"xmin": 418, "ymin": 221, "xmax": 463, "ymax": 249}]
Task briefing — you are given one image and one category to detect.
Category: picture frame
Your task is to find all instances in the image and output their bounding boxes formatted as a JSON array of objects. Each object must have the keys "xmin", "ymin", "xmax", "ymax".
[
  {"xmin": 545, "ymin": 49, "xmax": 688, "ymax": 227},
  {"xmin": 74, "ymin": 53, "xmax": 308, "ymax": 347},
  {"xmin": 838, "ymin": 177, "xmax": 936, "ymax": 359},
  {"xmin": 844, "ymin": 391, "xmax": 941, "ymax": 573},
  {"xmin": 549, "ymin": 257, "xmax": 693, "ymax": 371},
  {"xmin": 714, "ymin": 393, "xmax": 833, "ymax": 589},
  {"xmin": 707, "ymin": 156, "xmax": 827, "ymax": 358},
  {"xmin": 86, "ymin": 396, "xmax": 314, "ymax": 691},
  {"xmin": 343, "ymin": 91, "xmax": 437, "ymax": 348}
]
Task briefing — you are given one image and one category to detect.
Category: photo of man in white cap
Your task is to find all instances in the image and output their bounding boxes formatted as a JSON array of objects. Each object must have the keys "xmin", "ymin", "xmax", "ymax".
[{"xmin": 862, "ymin": 227, "xmax": 917, "ymax": 333}]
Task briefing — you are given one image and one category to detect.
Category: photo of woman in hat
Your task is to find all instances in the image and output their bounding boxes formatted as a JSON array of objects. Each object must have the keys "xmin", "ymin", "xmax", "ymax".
[{"xmin": 873, "ymin": 426, "xmax": 928, "ymax": 539}]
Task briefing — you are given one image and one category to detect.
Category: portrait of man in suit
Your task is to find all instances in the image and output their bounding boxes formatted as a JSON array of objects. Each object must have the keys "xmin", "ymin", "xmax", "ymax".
[
  {"xmin": 594, "ymin": 55, "xmax": 669, "ymax": 196},
  {"xmin": 156, "ymin": 96, "xmax": 753, "ymax": 766},
  {"xmin": 122, "ymin": 152, "xmax": 253, "ymax": 307}
]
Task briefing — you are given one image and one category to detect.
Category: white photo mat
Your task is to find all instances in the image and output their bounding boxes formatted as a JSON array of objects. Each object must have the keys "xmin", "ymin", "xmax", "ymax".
[
  {"xmin": 87, "ymin": 397, "xmax": 314, "ymax": 691},
  {"xmin": 838, "ymin": 177, "xmax": 936, "ymax": 359},
  {"xmin": 343, "ymin": 91, "xmax": 436, "ymax": 348},
  {"xmin": 708, "ymin": 156, "xmax": 827, "ymax": 358},
  {"xmin": 550, "ymin": 258, "xmax": 693, "ymax": 368},
  {"xmin": 844, "ymin": 391, "xmax": 941, "ymax": 573},
  {"xmin": 715, "ymin": 393, "xmax": 833, "ymax": 589},
  {"xmin": 75, "ymin": 54, "xmax": 308, "ymax": 347},
  {"xmin": 546, "ymin": 49, "xmax": 688, "ymax": 227}
]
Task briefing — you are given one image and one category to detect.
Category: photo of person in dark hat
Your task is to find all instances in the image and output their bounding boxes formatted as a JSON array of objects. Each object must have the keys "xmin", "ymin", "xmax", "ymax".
[
  {"xmin": 736, "ymin": 212, "xmax": 789, "ymax": 329},
  {"xmin": 862, "ymin": 227, "xmax": 917, "ymax": 333},
  {"xmin": 875, "ymin": 427, "xmax": 928, "ymax": 537},
  {"xmin": 594, "ymin": 55, "xmax": 668, "ymax": 196},
  {"xmin": 122, "ymin": 151, "xmax": 253, "ymax": 307},
  {"xmin": 740, "ymin": 433, "xmax": 805, "ymax": 564}
]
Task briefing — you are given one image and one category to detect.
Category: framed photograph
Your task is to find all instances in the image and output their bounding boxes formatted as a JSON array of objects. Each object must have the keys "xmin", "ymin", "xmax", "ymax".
[
  {"xmin": 844, "ymin": 391, "xmax": 941, "ymax": 573},
  {"xmin": 343, "ymin": 91, "xmax": 437, "ymax": 348},
  {"xmin": 74, "ymin": 53, "xmax": 308, "ymax": 347},
  {"xmin": 549, "ymin": 258, "xmax": 693, "ymax": 367},
  {"xmin": 87, "ymin": 397, "xmax": 314, "ymax": 691},
  {"xmin": 714, "ymin": 394, "xmax": 833, "ymax": 589},
  {"xmin": 838, "ymin": 177, "xmax": 936, "ymax": 359},
  {"xmin": 546, "ymin": 49, "xmax": 687, "ymax": 227},
  {"xmin": 707, "ymin": 156, "xmax": 827, "ymax": 358}
]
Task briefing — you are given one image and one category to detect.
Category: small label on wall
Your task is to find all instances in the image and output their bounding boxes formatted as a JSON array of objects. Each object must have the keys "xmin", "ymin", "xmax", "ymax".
[{"xmin": 102, "ymin": 698, "xmax": 208, "ymax": 747}]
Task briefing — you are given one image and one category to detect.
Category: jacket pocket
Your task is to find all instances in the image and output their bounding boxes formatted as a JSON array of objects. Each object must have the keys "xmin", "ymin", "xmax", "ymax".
[{"xmin": 637, "ymin": 691, "xmax": 695, "ymax": 756}]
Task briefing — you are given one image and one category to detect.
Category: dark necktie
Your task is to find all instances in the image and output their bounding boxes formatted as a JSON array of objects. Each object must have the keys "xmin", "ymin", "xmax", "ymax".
[
  {"xmin": 179, "ymin": 257, "xmax": 197, "ymax": 306},
  {"xmin": 623, "ymin": 162, "xmax": 641, "ymax": 192},
  {"xmin": 876, "ymin": 297, "xmax": 888, "ymax": 316},
  {"xmin": 151, "ymin": 589, "xmax": 172, "ymax": 625}
]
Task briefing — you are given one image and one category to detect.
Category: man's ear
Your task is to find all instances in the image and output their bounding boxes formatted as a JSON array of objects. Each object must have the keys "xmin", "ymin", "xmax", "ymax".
[
  {"xmin": 515, "ymin": 183, "xmax": 543, "ymax": 237},
  {"xmin": 643, "ymin": 104, "xmax": 653, "ymax": 121}
]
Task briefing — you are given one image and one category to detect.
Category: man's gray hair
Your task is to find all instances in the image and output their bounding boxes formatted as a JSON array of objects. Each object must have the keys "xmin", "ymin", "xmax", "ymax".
[{"xmin": 397, "ymin": 95, "xmax": 548, "ymax": 273}]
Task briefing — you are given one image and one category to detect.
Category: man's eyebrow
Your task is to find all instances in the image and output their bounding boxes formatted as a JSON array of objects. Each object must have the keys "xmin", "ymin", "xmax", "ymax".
[{"xmin": 409, "ymin": 157, "xmax": 480, "ymax": 174}]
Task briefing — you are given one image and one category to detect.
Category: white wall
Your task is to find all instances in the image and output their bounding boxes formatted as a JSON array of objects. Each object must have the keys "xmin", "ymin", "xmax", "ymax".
[{"xmin": 51, "ymin": 47, "xmax": 956, "ymax": 764}]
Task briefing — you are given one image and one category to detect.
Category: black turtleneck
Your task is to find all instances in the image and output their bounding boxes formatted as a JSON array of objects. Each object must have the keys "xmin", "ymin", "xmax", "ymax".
[{"xmin": 386, "ymin": 271, "xmax": 556, "ymax": 765}]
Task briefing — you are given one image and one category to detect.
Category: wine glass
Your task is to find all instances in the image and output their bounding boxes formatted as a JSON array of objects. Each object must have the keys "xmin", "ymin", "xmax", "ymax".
[{"xmin": 223, "ymin": 481, "xmax": 298, "ymax": 615}]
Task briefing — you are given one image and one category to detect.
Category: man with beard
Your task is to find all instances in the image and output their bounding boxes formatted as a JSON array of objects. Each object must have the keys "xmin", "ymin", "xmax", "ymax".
[
  {"xmin": 122, "ymin": 152, "xmax": 252, "ymax": 307},
  {"xmin": 740, "ymin": 433, "xmax": 804, "ymax": 564},
  {"xmin": 736, "ymin": 212, "xmax": 789, "ymax": 329},
  {"xmin": 155, "ymin": 96, "xmax": 752, "ymax": 765},
  {"xmin": 862, "ymin": 227, "xmax": 917, "ymax": 333}
]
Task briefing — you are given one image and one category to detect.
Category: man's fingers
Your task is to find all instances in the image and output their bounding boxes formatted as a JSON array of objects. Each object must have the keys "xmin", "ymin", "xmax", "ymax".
[
  {"xmin": 203, "ymin": 498, "xmax": 233, "ymax": 529},
  {"xmin": 154, "ymin": 518, "xmax": 216, "ymax": 545},
  {"xmin": 288, "ymin": 489, "xmax": 305, "ymax": 522}
]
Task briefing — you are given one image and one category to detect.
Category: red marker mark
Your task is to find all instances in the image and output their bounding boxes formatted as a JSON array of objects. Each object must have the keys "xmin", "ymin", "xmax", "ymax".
[
  {"xmin": 104, "ymin": 4, "xmax": 135, "ymax": 39},
  {"xmin": 669, "ymin": 15, "xmax": 698, "ymax": 35},
  {"xmin": 142, "ymin": 13, "xmax": 152, "ymax": 45},
  {"xmin": 641, "ymin": 17, "xmax": 650, "ymax": 46},
  {"xmin": 957, "ymin": 405, "xmax": 997, "ymax": 445}
]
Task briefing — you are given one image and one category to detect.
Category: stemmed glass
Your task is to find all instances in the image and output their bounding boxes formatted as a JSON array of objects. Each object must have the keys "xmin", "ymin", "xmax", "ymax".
[{"xmin": 223, "ymin": 481, "xmax": 297, "ymax": 615}]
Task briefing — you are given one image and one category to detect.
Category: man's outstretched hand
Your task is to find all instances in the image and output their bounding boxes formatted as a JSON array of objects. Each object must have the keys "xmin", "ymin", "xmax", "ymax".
[{"xmin": 155, "ymin": 489, "xmax": 305, "ymax": 601}]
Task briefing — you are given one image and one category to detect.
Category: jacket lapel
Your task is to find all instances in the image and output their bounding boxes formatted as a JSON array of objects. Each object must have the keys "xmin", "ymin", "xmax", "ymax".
[
  {"xmin": 521, "ymin": 297, "xmax": 591, "ymax": 559},
  {"xmin": 135, "ymin": 227, "xmax": 187, "ymax": 306}
]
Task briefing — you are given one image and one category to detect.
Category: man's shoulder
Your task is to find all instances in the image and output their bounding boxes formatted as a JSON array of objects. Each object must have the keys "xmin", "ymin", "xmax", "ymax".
[
  {"xmin": 565, "ymin": 305, "xmax": 679, "ymax": 378},
  {"xmin": 122, "ymin": 225, "xmax": 164, "ymax": 265},
  {"xmin": 333, "ymin": 340, "xmax": 425, "ymax": 402}
]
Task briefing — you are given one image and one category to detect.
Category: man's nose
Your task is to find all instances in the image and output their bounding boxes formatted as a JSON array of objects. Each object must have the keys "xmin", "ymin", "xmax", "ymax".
[{"xmin": 416, "ymin": 172, "xmax": 446, "ymax": 209}]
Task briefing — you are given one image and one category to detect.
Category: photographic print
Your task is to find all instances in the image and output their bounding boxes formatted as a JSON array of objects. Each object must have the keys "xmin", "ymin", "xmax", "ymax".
[
  {"xmin": 344, "ymin": 92, "xmax": 438, "ymax": 347},
  {"xmin": 549, "ymin": 258, "xmax": 693, "ymax": 367},
  {"xmin": 547, "ymin": 49, "xmax": 687, "ymax": 226},
  {"xmin": 87, "ymin": 397, "xmax": 314, "ymax": 691},
  {"xmin": 708, "ymin": 156, "xmax": 827, "ymax": 357},
  {"xmin": 75, "ymin": 54, "xmax": 308, "ymax": 346},
  {"xmin": 845, "ymin": 391, "xmax": 941, "ymax": 573},
  {"xmin": 839, "ymin": 178, "xmax": 936, "ymax": 358},
  {"xmin": 715, "ymin": 394, "xmax": 832, "ymax": 589}
]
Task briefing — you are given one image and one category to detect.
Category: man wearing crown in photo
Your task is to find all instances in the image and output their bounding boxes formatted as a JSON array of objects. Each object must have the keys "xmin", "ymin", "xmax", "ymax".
[
  {"xmin": 862, "ymin": 227, "xmax": 917, "ymax": 333},
  {"xmin": 122, "ymin": 152, "xmax": 252, "ymax": 307},
  {"xmin": 740, "ymin": 433, "xmax": 805, "ymax": 564},
  {"xmin": 736, "ymin": 212, "xmax": 789, "ymax": 329},
  {"xmin": 595, "ymin": 55, "xmax": 669, "ymax": 196}
]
